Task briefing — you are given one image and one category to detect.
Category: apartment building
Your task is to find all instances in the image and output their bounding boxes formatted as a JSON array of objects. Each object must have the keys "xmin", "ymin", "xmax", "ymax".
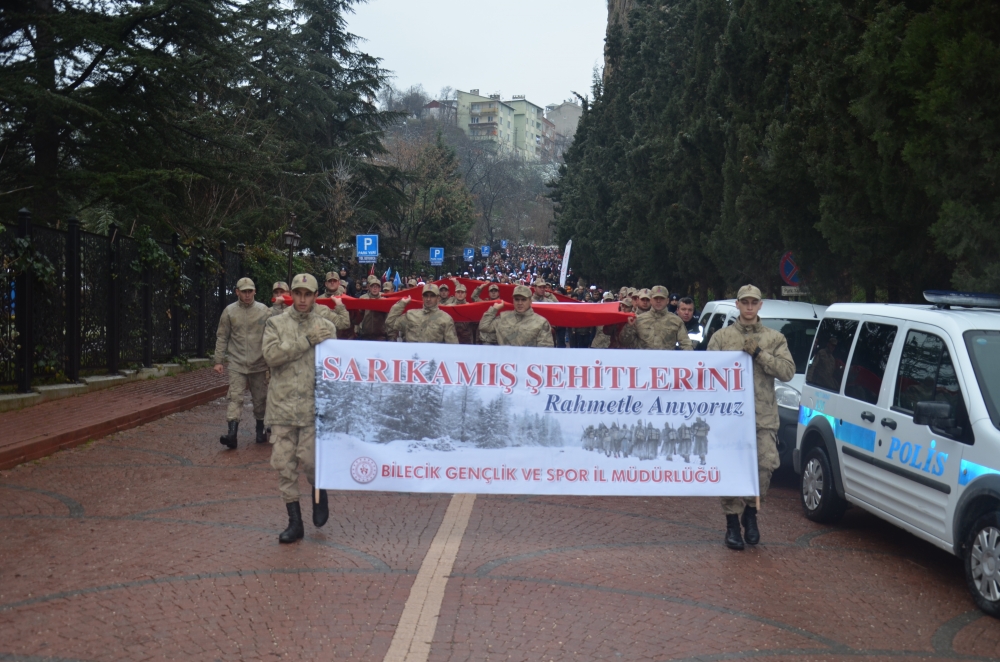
[
  {"xmin": 454, "ymin": 89, "xmax": 574, "ymax": 162},
  {"xmin": 455, "ymin": 89, "xmax": 516, "ymax": 150}
]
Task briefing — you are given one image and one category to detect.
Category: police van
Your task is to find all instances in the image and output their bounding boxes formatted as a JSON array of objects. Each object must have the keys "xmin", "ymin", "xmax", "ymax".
[
  {"xmin": 794, "ymin": 291, "xmax": 1000, "ymax": 616},
  {"xmin": 697, "ymin": 299, "xmax": 826, "ymax": 468}
]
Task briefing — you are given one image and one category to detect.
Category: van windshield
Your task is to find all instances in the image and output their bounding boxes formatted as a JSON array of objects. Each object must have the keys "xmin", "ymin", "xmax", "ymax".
[
  {"xmin": 762, "ymin": 318, "xmax": 819, "ymax": 374},
  {"xmin": 965, "ymin": 330, "xmax": 1000, "ymax": 430}
]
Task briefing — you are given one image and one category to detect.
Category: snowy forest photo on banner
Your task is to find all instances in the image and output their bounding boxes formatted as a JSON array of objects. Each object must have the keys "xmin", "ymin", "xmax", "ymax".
[{"xmin": 314, "ymin": 342, "xmax": 758, "ymax": 496}]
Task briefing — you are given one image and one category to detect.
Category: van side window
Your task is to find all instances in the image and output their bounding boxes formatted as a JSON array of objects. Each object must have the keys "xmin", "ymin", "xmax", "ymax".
[
  {"xmin": 805, "ymin": 318, "xmax": 858, "ymax": 393},
  {"xmin": 844, "ymin": 322, "xmax": 897, "ymax": 405},
  {"xmin": 702, "ymin": 313, "xmax": 726, "ymax": 347},
  {"xmin": 894, "ymin": 330, "xmax": 973, "ymax": 443}
]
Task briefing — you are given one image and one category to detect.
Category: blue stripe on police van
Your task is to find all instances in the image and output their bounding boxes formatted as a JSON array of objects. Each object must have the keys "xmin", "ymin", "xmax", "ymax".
[
  {"xmin": 958, "ymin": 459, "xmax": 1000, "ymax": 487},
  {"xmin": 799, "ymin": 405, "xmax": 876, "ymax": 453}
]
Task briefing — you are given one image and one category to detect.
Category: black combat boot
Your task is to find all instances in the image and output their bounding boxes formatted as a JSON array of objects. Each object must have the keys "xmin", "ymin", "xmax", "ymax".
[
  {"xmin": 219, "ymin": 420, "xmax": 238, "ymax": 449},
  {"xmin": 255, "ymin": 419, "xmax": 267, "ymax": 444},
  {"xmin": 724, "ymin": 514, "xmax": 745, "ymax": 550},
  {"xmin": 312, "ymin": 489, "xmax": 329, "ymax": 527},
  {"xmin": 279, "ymin": 502, "xmax": 304, "ymax": 543},
  {"xmin": 741, "ymin": 506, "xmax": 760, "ymax": 545}
]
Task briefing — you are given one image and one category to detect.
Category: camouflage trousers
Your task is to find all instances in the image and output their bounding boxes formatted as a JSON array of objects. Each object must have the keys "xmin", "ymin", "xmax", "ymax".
[
  {"xmin": 227, "ymin": 370, "xmax": 267, "ymax": 421},
  {"xmin": 270, "ymin": 425, "xmax": 315, "ymax": 504},
  {"xmin": 720, "ymin": 428, "xmax": 779, "ymax": 516}
]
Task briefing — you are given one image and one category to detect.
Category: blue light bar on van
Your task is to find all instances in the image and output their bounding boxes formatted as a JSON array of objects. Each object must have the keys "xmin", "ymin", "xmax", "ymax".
[{"xmin": 923, "ymin": 290, "xmax": 1000, "ymax": 309}]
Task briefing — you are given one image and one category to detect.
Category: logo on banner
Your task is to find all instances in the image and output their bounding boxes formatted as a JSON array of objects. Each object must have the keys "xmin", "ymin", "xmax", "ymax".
[{"xmin": 350, "ymin": 457, "xmax": 379, "ymax": 484}]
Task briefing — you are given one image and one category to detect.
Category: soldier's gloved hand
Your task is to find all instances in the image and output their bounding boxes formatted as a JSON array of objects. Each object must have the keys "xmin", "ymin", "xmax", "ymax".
[
  {"xmin": 743, "ymin": 336, "xmax": 760, "ymax": 356},
  {"xmin": 306, "ymin": 325, "xmax": 334, "ymax": 345}
]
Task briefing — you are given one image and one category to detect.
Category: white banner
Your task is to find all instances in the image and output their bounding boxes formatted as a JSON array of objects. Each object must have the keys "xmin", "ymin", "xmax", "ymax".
[
  {"xmin": 559, "ymin": 239, "xmax": 572, "ymax": 288},
  {"xmin": 315, "ymin": 342, "xmax": 758, "ymax": 496}
]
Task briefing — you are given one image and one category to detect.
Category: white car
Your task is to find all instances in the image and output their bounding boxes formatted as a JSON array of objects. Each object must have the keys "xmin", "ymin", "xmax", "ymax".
[
  {"xmin": 697, "ymin": 299, "xmax": 827, "ymax": 468},
  {"xmin": 794, "ymin": 291, "xmax": 1000, "ymax": 616}
]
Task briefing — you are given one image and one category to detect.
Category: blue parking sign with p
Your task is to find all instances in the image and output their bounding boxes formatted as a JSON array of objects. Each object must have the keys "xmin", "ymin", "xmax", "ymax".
[
  {"xmin": 501, "ymin": 240, "xmax": 507, "ymax": 249},
  {"xmin": 356, "ymin": 234, "xmax": 378, "ymax": 264},
  {"xmin": 463, "ymin": 248, "xmax": 474, "ymax": 262},
  {"xmin": 430, "ymin": 247, "xmax": 444, "ymax": 266},
  {"xmin": 481, "ymin": 245, "xmax": 491, "ymax": 257}
]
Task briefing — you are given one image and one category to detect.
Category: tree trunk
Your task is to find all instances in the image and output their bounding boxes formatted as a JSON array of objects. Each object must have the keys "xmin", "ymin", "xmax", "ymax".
[{"xmin": 31, "ymin": 0, "xmax": 59, "ymax": 224}]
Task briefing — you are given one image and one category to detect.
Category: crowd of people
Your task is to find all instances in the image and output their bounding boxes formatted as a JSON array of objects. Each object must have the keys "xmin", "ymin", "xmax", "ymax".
[{"xmin": 214, "ymin": 245, "xmax": 795, "ymax": 552}]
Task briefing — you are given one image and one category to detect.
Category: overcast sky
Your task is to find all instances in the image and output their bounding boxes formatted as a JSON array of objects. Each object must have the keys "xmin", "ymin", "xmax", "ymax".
[{"xmin": 346, "ymin": 0, "xmax": 608, "ymax": 108}]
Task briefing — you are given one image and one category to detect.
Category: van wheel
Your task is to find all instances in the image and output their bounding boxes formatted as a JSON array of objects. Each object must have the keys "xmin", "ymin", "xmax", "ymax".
[
  {"xmin": 964, "ymin": 512, "xmax": 1000, "ymax": 617},
  {"xmin": 800, "ymin": 447, "xmax": 846, "ymax": 523}
]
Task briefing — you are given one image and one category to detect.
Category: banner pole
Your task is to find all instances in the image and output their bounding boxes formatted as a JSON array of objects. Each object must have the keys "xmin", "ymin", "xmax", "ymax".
[
  {"xmin": 315, "ymin": 488, "xmax": 320, "ymax": 504},
  {"xmin": 756, "ymin": 496, "xmax": 760, "ymax": 510}
]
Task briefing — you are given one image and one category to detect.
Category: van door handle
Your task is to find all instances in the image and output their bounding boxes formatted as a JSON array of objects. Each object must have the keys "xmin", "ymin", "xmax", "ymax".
[
  {"xmin": 881, "ymin": 417, "xmax": 897, "ymax": 430},
  {"xmin": 860, "ymin": 411, "xmax": 875, "ymax": 423}
]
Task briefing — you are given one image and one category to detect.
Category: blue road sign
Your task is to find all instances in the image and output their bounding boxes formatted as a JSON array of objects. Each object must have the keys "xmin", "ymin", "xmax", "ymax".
[
  {"xmin": 463, "ymin": 248, "xmax": 474, "ymax": 263},
  {"xmin": 481, "ymin": 245, "xmax": 491, "ymax": 257},
  {"xmin": 501, "ymin": 240, "xmax": 508, "ymax": 249},
  {"xmin": 430, "ymin": 247, "xmax": 444, "ymax": 266},
  {"xmin": 356, "ymin": 235, "xmax": 379, "ymax": 264}
]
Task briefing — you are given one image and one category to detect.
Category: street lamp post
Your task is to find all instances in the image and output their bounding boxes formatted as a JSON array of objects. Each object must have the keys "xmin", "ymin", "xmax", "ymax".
[{"xmin": 283, "ymin": 214, "xmax": 301, "ymax": 285}]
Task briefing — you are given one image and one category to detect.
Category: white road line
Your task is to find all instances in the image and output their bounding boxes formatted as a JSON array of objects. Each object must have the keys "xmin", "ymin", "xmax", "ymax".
[{"xmin": 383, "ymin": 493, "xmax": 476, "ymax": 662}]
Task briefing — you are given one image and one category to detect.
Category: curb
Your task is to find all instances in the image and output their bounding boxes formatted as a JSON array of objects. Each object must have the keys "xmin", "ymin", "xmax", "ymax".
[
  {"xmin": 0, "ymin": 383, "xmax": 228, "ymax": 471},
  {"xmin": 0, "ymin": 359, "xmax": 213, "ymax": 414}
]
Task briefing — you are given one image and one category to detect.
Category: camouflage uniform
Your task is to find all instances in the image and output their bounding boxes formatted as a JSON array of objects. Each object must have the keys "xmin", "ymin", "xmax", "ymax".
[
  {"xmin": 707, "ymin": 298, "xmax": 795, "ymax": 515},
  {"xmin": 215, "ymin": 297, "xmax": 273, "ymax": 422},
  {"xmin": 620, "ymin": 308, "xmax": 693, "ymax": 350},
  {"xmin": 438, "ymin": 286, "xmax": 456, "ymax": 306},
  {"xmin": 451, "ymin": 285, "xmax": 477, "ymax": 344},
  {"xmin": 691, "ymin": 417, "xmax": 711, "ymax": 465},
  {"xmin": 263, "ymin": 293, "xmax": 337, "ymax": 504},
  {"xmin": 356, "ymin": 276, "xmax": 388, "ymax": 341},
  {"xmin": 313, "ymin": 299, "xmax": 351, "ymax": 334},
  {"xmin": 677, "ymin": 423, "xmax": 693, "ymax": 462},
  {"xmin": 479, "ymin": 306, "xmax": 555, "ymax": 347},
  {"xmin": 386, "ymin": 296, "xmax": 459, "ymax": 344},
  {"xmin": 472, "ymin": 283, "xmax": 500, "ymax": 303},
  {"xmin": 591, "ymin": 326, "xmax": 612, "ymax": 349},
  {"xmin": 662, "ymin": 422, "xmax": 678, "ymax": 460}
]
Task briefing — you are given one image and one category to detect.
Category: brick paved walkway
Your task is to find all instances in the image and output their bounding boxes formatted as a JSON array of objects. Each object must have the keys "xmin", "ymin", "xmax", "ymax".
[
  {"xmin": 1, "ymin": 396, "xmax": 999, "ymax": 661},
  {"xmin": 0, "ymin": 368, "xmax": 228, "ymax": 470}
]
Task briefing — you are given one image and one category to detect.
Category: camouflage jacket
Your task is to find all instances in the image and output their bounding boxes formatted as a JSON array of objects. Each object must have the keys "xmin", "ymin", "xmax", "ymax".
[
  {"xmin": 707, "ymin": 317, "xmax": 795, "ymax": 430},
  {"xmin": 620, "ymin": 308, "xmax": 693, "ymax": 351},
  {"xmin": 262, "ymin": 306, "xmax": 337, "ymax": 427},
  {"xmin": 314, "ymin": 299, "xmax": 351, "ymax": 332},
  {"xmin": 479, "ymin": 306, "xmax": 555, "ymax": 347},
  {"xmin": 214, "ymin": 300, "xmax": 274, "ymax": 373},
  {"xmin": 591, "ymin": 326, "xmax": 612, "ymax": 349},
  {"xmin": 451, "ymin": 300, "xmax": 477, "ymax": 344},
  {"xmin": 356, "ymin": 293, "xmax": 387, "ymax": 339},
  {"xmin": 278, "ymin": 296, "xmax": 351, "ymax": 338},
  {"xmin": 531, "ymin": 292, "xmax": 559, "ymax": 304},
  {"xmin": 386, "ymin": 300, "xmax": 459, "ymax": 344}
]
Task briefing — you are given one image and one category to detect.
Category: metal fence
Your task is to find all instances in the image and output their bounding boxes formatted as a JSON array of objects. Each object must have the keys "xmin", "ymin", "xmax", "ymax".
[{"xmin": 1, "ymin": 209, "xmax": 245, "ymax": 392}]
